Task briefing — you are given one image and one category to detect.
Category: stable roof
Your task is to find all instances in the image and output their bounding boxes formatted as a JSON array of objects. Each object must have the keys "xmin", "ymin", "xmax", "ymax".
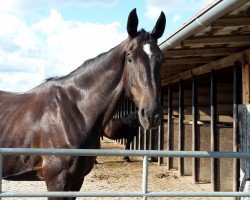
[{"xmin": 160, "ymin": 0, "xmax": 250, "ymax": 86}]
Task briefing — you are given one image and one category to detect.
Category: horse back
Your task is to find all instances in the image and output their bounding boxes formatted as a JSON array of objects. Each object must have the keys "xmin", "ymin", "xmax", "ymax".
[{"xmin": 0, "ymin": 86, "xmax": 87, "ymax": 148}]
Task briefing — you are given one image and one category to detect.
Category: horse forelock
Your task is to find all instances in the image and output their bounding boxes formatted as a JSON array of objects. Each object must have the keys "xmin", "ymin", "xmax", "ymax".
[{"xmin": 137, "ymin": 29, "xmax": 152, "ymax": 42}]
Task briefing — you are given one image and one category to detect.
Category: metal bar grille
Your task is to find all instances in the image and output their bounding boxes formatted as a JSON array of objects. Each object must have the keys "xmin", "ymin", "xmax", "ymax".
[{"xmin": 0, "ymin": 148, "xmax": 250, "ymax": 198}]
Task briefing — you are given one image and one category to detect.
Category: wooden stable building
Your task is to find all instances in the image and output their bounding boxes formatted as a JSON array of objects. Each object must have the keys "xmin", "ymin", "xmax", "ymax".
[
  {"xmin": 116, "ymin": 0, "xmax": 250, "ymax": 194},
  {"xmin": 159, "ymin": 0, "xmax": 250, "ymax": 192}
]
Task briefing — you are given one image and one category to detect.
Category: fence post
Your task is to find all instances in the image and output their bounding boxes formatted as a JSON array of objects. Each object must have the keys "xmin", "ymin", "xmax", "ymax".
[{"xmin": 142, "ymin": 156, "xmax": 148, "ymax": 200}]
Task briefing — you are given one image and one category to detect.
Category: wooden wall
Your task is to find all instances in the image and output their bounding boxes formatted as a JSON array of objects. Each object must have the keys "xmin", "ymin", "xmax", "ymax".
[{"xmin": 161, "ymin": 67, "xmax": 236, "ymax": 191}]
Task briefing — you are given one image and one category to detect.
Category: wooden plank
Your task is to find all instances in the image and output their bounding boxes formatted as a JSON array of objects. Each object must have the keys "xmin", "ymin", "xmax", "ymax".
[
  {"xmin": 212, "ymin": 17, "xmax": 250, "ymax": 28},
  {"xmin": 173, "ymin": 115, "xmax": 230, "ymax": 124},
  {"xmin": 161, "ymin": 64, "xmax": 199, "ymax": 74},
  {"xmin": 162, "ymin": 49, "xmax": 250, "ymax": 86},
  {"xmin": 182, "ymin": 114, "xmax": 233, "ymax": 124},
  {"xmin": 210, "ymin": 70, "xmax": 219, "ymax": 191},
  {"xmin": 178, "ymin": 80, "xmax": 184, "ymax": 176},
  {"xmin": 165, "ymin": 47, "xmax": 241, "ymax": 58},
  {"xmin": 162, "ymin": 70, "xmax": 192, "ymax": 85},
  {"xmin": 192, "ymin": 77, "xmax": 199, "ymax": 183},
  {"xmin": 242, "ymin": 54, "xmax": 250, "ymax": 104},
  {"xmin": 183, "ymin": 35, "xmax": 250, "ymax": 45},
  {"xmin": 167, "ymin": 56, "xmax": 219, "ymax": 65},
  {"xmin": 176, "ymin": 105, "xmax": 233, "ymax": 116},
  {"xmin": 193, "ymin": 52, "xmax": 247, "ymax": 76}
]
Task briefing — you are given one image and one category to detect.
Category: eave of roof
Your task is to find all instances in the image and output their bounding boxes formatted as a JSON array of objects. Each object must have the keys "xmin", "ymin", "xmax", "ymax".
[
  {"xmin": 160, "ymin": 0, "xmax": 248, "ymax": 51},
  {"xmin": 159, "ymin": 0, "xmax": 250, "ymax": 86}
]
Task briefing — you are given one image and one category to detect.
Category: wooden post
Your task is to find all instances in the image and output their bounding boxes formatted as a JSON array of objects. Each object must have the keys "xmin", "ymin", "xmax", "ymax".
[
  {"xmin": 167, "ymin": 85, "xmax": 173, "ymax": 170},
  {"xmin": 158, "ymin": 92, "xmax": 164, "ymax": 165},
  {"xmin": 233, "ymin": 62, "xmax": 241, "ymax": 194},
  {"xmin": 192, "ymin": 77, "xmax": 199, "ymax": 183},
  {"xmin": 178, "ymin": 80, "xmax": 184, "ymax": 176},
  {"xmin": 211, "ymin": 70, "xmax": 219, "ymax": 191},
  {"xmin": 242, "ymin": 55, "xmax": 250, "ymax": 104}
]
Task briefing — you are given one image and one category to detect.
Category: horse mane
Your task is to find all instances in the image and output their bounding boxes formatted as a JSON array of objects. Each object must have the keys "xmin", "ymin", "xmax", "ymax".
[
  {"xmin": 44, "ymin": 50, "xmax": 113, "ymax": 83},
  {"xmin": 45, "ymin": 77, "xmax": 60, "ymax": 82},
  {"xmin": 44, "ymin": 30, "xmax": 150, "ymax": 83}
]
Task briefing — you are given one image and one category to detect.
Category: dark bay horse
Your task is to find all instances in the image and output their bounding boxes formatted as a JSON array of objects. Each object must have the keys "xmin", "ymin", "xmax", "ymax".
[
  {"xmin": 0, "ymin": 9, "xmax": 166, "ymax": 200},
  {"xmin": 102, "ymin": 112, "xmax": 140, "ymax": 162}
]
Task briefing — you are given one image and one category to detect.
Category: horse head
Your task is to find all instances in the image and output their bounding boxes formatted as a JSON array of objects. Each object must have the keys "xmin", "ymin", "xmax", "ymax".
[{"xmin": 123, "ymin": 9, "xmax": 166, "ymax": 130}]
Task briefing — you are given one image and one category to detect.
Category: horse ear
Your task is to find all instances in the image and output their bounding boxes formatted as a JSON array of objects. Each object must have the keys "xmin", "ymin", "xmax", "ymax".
[
  {"xmin": 151, "ymin": 11, "xmax": 166, "ymax": 40},
  {"xmin": 127, "ymin": 8, "xmax": 138, "ymax": 38}
]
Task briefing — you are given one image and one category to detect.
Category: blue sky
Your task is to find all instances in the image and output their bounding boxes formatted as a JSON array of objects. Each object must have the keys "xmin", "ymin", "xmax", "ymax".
[{"xmin": 0, "ymin": 0, "xmax": 214, "ymax": 92}]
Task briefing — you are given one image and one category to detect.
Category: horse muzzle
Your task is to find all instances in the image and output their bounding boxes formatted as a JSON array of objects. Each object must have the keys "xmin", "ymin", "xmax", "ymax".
[{"xmin": 138, "ymin": 108, "xmax": 163, "ymax": 130}]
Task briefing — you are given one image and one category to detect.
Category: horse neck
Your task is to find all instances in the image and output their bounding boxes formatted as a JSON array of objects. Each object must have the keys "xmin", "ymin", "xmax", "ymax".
[{"xmin": 69, "ymin": 42, "xmax": 127, "ymax": 128}]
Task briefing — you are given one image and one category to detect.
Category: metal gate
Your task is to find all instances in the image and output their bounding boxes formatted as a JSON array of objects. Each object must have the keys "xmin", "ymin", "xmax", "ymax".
[{"xmin": 0, "ymin": 148, "xmax": 250, "ymax": 199}]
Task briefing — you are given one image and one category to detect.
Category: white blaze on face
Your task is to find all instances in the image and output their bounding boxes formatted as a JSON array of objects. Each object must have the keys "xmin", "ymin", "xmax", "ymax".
[{"xmin": 143, "ymin": 43, "xmax": 152, "ymax": 59}]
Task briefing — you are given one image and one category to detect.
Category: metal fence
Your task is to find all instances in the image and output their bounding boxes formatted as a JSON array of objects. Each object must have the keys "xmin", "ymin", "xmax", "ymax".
[{"xmin": 1, "ymin": 148, "xmax": 250, "ymax": 199}]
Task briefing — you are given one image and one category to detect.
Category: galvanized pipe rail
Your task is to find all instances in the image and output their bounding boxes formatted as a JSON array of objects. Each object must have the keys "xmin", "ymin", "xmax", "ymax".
[{"xmin": 0, "ymin": 148, "xmax": 250, "ymax": 199}]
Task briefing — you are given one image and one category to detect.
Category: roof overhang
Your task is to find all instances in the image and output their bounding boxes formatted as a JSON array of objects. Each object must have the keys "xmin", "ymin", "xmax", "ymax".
[{"xmin": 160, "ymin": 0, "xmax": 250, "ymax": 86}]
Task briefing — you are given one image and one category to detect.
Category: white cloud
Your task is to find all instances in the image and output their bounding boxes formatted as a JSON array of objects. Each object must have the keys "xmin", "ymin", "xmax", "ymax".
[
  {"xmin": 172, "ymin": 14, "xmax": 181, "ymax": 22},
  {"xmin": 0, "ymin": 9, "xmax": 126, "ymax": 92},
  {"xmin": 145, "ymin": 0, "xmax": 215, "ymax": 19},
  {"xmin": 0, "ymin": 0, "xmax": 117, "ymax": 15},
  {"xmin": 145, "ymin": 7, "xmax": 162, "ymax": 19},
  {"xmin": 0, "ymin": 72, "xmax": 44, "ymax": 93}
]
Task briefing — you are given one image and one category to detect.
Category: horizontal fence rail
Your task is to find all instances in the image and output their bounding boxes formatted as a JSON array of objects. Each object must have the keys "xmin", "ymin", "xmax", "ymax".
[
  {"xmin": 0, "ymin": 148, "xmax": 250, "ymax": 199},
  {"xmin": 1, "ymin": 148, "xmax": 250, "ymax": 158}
]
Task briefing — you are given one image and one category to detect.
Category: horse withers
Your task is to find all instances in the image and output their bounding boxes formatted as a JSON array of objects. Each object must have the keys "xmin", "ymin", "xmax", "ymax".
[
  {"xmin": 0, "ymin": 9, "xmax": 166, "ymax": 200},
  {"xmin": 102, "ymin": 112, "xmax": 140, "ymax": 162}
]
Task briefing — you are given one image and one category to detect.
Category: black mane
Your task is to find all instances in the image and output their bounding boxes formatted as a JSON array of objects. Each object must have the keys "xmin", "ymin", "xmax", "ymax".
[{"xmin": 45, "ymin": 49, "xmax": 113, "ymax": 83}]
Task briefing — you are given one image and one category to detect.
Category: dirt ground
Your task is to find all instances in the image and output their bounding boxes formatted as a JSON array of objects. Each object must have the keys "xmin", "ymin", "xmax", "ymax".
[{"xmin": 2, "ymin": 138, "xmax": 229, "ymax": 200}]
